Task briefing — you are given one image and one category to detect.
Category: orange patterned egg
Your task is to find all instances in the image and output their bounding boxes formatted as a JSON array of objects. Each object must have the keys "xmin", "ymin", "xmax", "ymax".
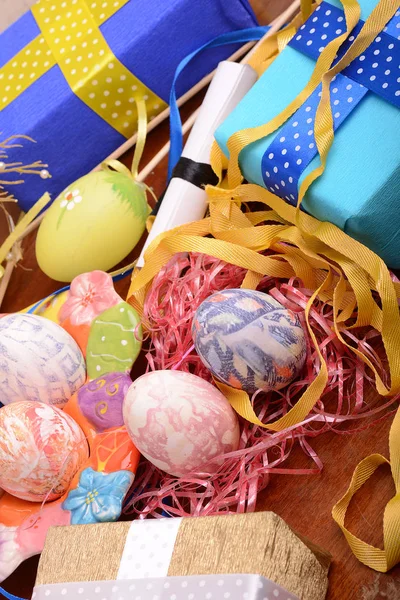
[{"xmin": 0, "ymin": 401, "xmax": 89, "ymax": 502}]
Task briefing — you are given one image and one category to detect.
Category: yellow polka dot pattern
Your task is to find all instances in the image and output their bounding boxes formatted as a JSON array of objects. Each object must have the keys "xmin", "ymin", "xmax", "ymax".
[
  {"xmin": 0, "ymin": 35, "xmax": 55, "ymax": 110},
  {"xmin": 1, "ymin": 0, "xmax": 167, "ymax": 138}
]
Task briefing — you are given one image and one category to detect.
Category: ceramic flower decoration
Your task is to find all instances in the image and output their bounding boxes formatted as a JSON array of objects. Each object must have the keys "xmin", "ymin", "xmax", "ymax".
[
  {"xmin": 0, "ymin": 271, "xmax": 142, "ymax": 582},
  {"xmin": 59, "ymin": 270, "xmax": 122, "ymax": 326},
  {"xmin": 63, "ymin": 467, "xmax": 134, "ymax": 525}
]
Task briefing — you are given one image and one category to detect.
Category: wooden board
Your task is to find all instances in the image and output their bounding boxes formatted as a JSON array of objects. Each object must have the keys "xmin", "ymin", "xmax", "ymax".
[{"xmin": 36, "ymin": 512, "xmax": 330, "ymax": 600}]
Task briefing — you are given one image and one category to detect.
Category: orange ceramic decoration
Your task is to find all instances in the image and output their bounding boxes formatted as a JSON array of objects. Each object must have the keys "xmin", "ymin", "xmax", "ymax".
[{"xmin": 0, "ymin": 271, "xmax": 142, "ymax": 582}]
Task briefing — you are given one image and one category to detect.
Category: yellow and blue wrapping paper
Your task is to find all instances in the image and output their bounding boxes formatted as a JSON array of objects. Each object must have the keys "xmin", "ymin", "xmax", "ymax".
[
  {"xmin": 0, "ymin": 0, "xmax": 258, "ymax": 213},
  {"xmin": 215, "ymin": 0, "xmax": 400, "ymax": 267}
]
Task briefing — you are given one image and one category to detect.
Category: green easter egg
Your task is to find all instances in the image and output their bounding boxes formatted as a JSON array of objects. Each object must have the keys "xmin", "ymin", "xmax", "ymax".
[
  {"xmin": 36, "ymin": 170, "xmax": 148, "ymax": 282},
  {"xmin": 86, "ymin": 301, "xmax": 142, "ymax": 379}
]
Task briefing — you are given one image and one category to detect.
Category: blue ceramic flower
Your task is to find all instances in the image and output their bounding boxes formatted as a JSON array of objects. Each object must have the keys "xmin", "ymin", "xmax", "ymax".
[{"xmin": 62, "ymin": 467, "xmax": 134, "ymax": 525}]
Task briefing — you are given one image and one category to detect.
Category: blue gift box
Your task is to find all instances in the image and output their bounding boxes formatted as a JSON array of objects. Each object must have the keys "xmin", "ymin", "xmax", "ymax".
[
  {"xmin": 216, "ymin": 0, "xmax": 400, "ymax": 268},
  {"xmin": 0, "ymin": 0, "xmax": 258, "ymax": 212}
]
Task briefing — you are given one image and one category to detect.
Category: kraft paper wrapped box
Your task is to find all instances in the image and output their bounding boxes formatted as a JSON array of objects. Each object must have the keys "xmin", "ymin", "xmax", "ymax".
[
  {"xmin": 0, "ymin": 0, "xmax": 258, "ymax": 212},
  {"xmin": 215, "ymin": 0, "xmax": 400, "ymax": 267},
  {"xmin": 33, "ymin": 512, "xmax": 331, "ymax": 600}
]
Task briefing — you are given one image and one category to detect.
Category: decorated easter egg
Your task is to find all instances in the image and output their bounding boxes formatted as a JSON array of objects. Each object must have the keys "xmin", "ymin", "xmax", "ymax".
[
  {"xmin": 78, "ymin": 372, "xmax": 132, "ymax": 432},
  {"xmin": 0, "ymin": 401, "xmax": 89, "ymax": 502},
  {"xmin": 123, "ymin": 370, "xmax": 240, "ymax": 476},
  {"xmin": 36, "ymin": 169, "xmax": 149, "ymax": 282},
  {"xmin": 0, "ymin": 314, "xmax": 86, "ymax": 407},
  {"xmin": 192, "ymin": 289, "xmax": 306, "ymax": 393}
]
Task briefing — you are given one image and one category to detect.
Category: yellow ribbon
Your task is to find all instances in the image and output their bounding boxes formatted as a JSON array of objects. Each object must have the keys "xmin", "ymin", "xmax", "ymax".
[
  {"xmin": 100, "ymin": 96, "xmax": 156, "ymax": 216},
  {"xmin": 221, "ymin": 0, "xmax": 363, "ymax": 189},
  {"xmin": 129, "ymin": 183, "xmax": 400, "ymax": 430},
  {"xmin": 1, "ymin": 0, "xmax": 167, "ymax": 136},
  {"xmin": 0, "ymin": 193, "xmax": 51, "ymax": 267},
  {"xmin": 332, "ymin": 405, "xmax": 400, "ymax": 572},
  {"xmin": 301, "ymin": 0, "xmax": 314, "ymax": 21},
  {"xmin": 247, "ymin": 2, "xmax": 316, "ymax": 76}
]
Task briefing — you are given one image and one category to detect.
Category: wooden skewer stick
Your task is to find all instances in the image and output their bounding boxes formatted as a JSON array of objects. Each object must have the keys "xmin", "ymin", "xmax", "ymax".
[
  {"xmin": 0, "ymin": 259, "xmax": 16, "ymax": 308},
  {"xmin": 136, "ymin": 108, "xmax": 200, "ymax": 184},
  {"xmin": 0, "ymin": 209, "xmax": 21, "ymax": 307}
]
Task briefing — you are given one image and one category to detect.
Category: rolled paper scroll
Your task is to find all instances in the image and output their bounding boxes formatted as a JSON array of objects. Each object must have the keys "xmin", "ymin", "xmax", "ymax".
[{"xmin": 137, "ymin": 60, "xmax": 258, "ymax": 268}]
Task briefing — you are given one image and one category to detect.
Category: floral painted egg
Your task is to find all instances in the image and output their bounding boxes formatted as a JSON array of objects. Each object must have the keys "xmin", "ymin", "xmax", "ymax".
[
  {"xmin": 0, "ymin": 401, "xmax": 88, "ymax": 502},
  {"xmin": 36, "ymin": 169, "xmax": 149, "ymax": 282},
  {"xmin": 192, "ymin": 289, "xmax": 306, "ymax": 393},
  {"xmin": 123, "ymin": 370, "xmax": 240, "ymax": 476},
  {"xmin": 0, "ymin": 314, "xmax": 86, "ymax": 407}
]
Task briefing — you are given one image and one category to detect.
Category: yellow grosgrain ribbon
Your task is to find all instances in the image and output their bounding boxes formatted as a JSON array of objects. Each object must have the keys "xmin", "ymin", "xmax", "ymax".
[
  {"xmin": 247, "ymin": 4, "xmax": 314, "ymax": 76},
  {"xmin": 128, "ymin": 182, "xmax": 400, "ymax": 427},
  {"xmin": 224, "ymin": 0, "xmax": 362, "ymax": 189},
  {"xmin": 0, "ymin": 193, "xmax": 51, "ymax": 266},
  {"xmin": 301, "ymin": 0, "xmax": 314, "ymax": 21},
  {"xmin": 332, "ymin": 405, "xmax": 400, "ymax": 572},
  {"xmin": 1, "ymin": 0, "xmax": 167, "ymax": 137}
]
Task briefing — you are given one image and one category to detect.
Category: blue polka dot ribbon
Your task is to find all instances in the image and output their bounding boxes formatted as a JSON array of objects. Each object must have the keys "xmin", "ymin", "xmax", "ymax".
[{"xmin": 261, "ymin": 1, "xmax": 400, "ymax": 204}]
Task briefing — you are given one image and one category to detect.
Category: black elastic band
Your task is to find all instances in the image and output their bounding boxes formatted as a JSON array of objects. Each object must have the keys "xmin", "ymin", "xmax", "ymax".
[
  {"xmin": 150, "ymin": 157, "xmax": 219, "ymax": 216},
  {"xmin": 171, "ymin": 156, "xmax": 219, "ymax": 189}
]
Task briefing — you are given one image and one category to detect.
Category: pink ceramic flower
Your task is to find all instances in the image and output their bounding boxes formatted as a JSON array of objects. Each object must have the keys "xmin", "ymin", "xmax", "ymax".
[{"xmin": 59, "ymin": 271, "xmax": 121, "ymax": 326}]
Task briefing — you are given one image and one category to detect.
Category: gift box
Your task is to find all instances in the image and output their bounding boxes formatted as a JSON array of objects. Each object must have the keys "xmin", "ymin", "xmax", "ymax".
[
  {"xmin": 215, "ymin": 0, "xmax": 400, "ymax": 267},
  {"xmin": 0, "ymin": 0, "xmax": 258, "ymax": 212},
  {"xmin": 33, "ymin": 512, "xmax": 330, "ymax": 600}
]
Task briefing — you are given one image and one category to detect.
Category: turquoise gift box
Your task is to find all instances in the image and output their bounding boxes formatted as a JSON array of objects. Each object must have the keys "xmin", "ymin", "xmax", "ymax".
[{"xmin": 215, "ymin": 0, "xmax": 400, "ymax": 267}]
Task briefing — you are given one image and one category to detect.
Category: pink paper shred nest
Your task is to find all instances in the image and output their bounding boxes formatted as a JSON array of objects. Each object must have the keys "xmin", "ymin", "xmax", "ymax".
[{"xmin": 123, "ymin": 252, "xmax": 400, "ymax": 518}]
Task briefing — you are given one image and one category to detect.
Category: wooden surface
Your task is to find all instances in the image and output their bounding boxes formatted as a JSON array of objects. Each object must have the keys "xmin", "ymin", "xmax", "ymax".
[
  {"xmin": 36, "ymin": 513, "xmax": 330, "ymax": 600},
  {"xmin": 1, "ymin": 98, "xmax": 400, "ymax": 600},
  {"xmin": 2, "ymin": 2, "xmax": 400, "ymax": 600}
]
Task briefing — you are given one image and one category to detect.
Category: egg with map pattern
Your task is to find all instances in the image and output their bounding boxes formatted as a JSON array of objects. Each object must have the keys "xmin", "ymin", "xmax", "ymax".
[{"xmin": 192, "ymin": 288, "xmax": 306, "ymax": 393}]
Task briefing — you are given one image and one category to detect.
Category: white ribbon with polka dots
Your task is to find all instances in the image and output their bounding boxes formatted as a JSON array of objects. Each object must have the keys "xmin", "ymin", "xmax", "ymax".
[
  {"xmin": 32, "ymin": 574, "xmax": 300, "ymax": 600},
  {"xmin": 117, "ymin": 517, "xmax": 183, "ymax": 580}
]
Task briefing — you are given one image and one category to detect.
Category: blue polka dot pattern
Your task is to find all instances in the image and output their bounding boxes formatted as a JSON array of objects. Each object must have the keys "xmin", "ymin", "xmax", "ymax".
[
  {"xmin": 261, "ymin": 75, "xmax": 366, "ymax": 205},
  {"xmin": 261, "ymin": 1, "xmax": 400, "ymax": 202},
  {"xmin": 290, "ymin": 2, "xmax": 400, "ymax": 108}
]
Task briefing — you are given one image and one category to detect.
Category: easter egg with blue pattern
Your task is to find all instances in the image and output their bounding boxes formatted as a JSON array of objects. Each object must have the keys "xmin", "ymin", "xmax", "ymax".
[
  {"xmin": 192, "ymin": 289, "xmax": 306, "ymax": 393},
  {"xmin": 0, "ymin": 314, "xmax": 86, "ymax": 407}
]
